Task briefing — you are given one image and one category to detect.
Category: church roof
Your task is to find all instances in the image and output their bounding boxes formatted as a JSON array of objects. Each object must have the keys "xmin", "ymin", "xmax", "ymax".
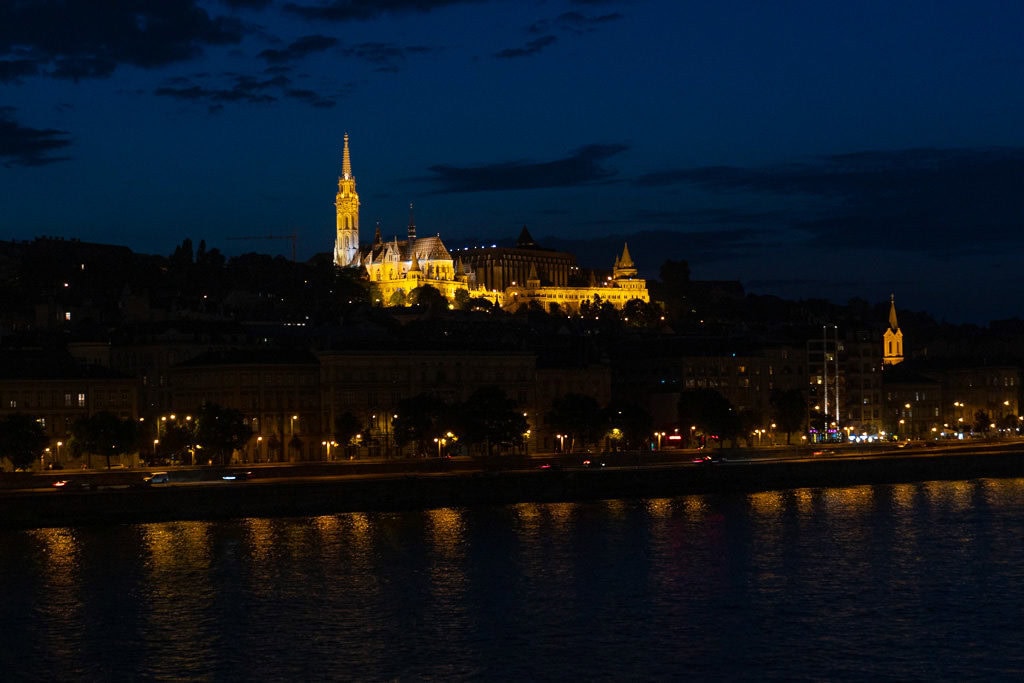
[{"xmin": 360, "ymin": 234, "xmax": 452, "ymax": 263}]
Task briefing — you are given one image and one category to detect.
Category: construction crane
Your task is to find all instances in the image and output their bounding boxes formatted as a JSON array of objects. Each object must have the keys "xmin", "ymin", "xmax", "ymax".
[{"xmin": 226, "ymin": 232, "xmax": 299, "ymax": 262}]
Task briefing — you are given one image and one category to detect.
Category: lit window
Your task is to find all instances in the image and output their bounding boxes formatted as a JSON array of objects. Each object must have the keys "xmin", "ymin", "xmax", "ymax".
[
  {"xmin": 77, "ymin": 393, "xmax": 86, "ymax": 407},
  {"xmin": 64, "ymin": 311, "xmax": 72, "ymax": 321}
]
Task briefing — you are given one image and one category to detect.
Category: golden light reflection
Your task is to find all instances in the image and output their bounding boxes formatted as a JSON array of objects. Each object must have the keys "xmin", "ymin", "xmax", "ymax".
[
  {"xmin": 30, "ymin": 527, "xmax": 79, "ymax": 588},
  {"xmin": 243, "ymin": 517, "xmax": 275, "ymax": 563},
  {"xmin": 313, "ymin": 514, "xmax": 341, "ymax": 535},
  {"xmin": 427, "ymin": 507, "xmax": 465, "ymax": 558},
  {"xmin": 600, "ymin": 499, "xmax": 628, "ymax": 518},
  {"xmin": 749, "ymin": 491, "xmax": 785, "ymax": 517},
  {"xmin": 143, "ymin": 522, "xmax": 212, "ymax": 573},
  {"xmin": 645, "ymin": 498, "xmax": 673, "ymax": 519},
  {"xmin": 891, "ymin": 483, "xmax": 916, "ymax": 511},
  {"xmin": 823, "ymin": 485, "xmax": 875, "ymax": 515}
]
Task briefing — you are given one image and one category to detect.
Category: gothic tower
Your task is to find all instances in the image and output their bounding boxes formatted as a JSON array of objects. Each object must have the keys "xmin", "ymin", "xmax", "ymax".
[
  {"xmin": 333, "ymin": 133, "xmax": 360, "ymax": 266},
  {"xmin": 883, "ymin": 294, "xmax": 904, "ymax": 366}
]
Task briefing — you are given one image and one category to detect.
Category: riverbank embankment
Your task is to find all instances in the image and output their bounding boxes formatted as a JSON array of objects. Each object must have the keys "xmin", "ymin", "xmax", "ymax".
[{"xmin": 2, "ymin": 449, "xmax": 1024, "ymax": 529}]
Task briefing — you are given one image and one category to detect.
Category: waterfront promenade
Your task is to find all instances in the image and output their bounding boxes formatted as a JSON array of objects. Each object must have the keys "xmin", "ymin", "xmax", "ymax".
[{"xmin": 3, "ymin": 443, "xmax": 1024, "ymax": 529}]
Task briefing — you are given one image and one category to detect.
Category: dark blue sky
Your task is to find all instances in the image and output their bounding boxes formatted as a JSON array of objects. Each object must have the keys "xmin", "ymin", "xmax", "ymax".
[{"xmin": 2, "ymin": 1, "xmax": 1023, "ymax": 324}]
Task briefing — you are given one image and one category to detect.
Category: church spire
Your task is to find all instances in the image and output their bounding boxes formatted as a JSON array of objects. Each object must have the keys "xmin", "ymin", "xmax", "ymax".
[
  {"xmin": 883, "ymin": 293, "xmax": 904, "ymax": 366},
  {"xmin": 333, "ymin": 132, "xmax": 360, "ymax": 267},
  {"xmin": 407, "ymin": 202, "xmax": 416, "ymax": 242},
  {"xmin": 342, "ymin": 132, "xmax": 352, "ymax": 180}
]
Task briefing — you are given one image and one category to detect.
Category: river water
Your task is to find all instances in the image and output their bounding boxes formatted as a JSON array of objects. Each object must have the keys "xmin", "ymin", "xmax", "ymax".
[{"xmin": 2, "ymin": 478, "xmax": 1023, "ymax": 681}]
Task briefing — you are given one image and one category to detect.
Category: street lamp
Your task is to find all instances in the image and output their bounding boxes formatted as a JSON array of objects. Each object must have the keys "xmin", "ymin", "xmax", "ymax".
[
  {"xmin": 290, "ymin": 414, "xmax": 299, "ymax": 434},
  {"xmin": 654, "ymin": 431, "xmax": 664, "ymax": 450}
]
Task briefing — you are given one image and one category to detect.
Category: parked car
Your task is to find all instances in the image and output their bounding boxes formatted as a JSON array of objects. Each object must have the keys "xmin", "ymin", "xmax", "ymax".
[{"xmin": 144, "ymin": 472, "xmax": 170, "ymax": 484}]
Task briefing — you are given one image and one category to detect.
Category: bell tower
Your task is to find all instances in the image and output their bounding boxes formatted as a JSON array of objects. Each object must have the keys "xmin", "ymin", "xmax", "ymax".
[
  {"xmin": 883, "ymin": 294, "xmax": 904, "ymax": 366},
  {"xmin": 333, "ymin": 133, "xmax": 360, "ymax": 266}
]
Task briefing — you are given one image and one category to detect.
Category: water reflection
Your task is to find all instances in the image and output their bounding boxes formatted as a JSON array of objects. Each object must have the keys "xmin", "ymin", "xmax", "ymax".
[{"xmin": 5, "ymin": 479, "xmax": 1024, "ymax": 681}]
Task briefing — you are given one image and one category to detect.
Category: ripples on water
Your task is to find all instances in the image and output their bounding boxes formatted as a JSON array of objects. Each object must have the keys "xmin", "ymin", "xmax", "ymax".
[{"xmin": 2, "ymin": 479, "xmax": 1024, "ymax": 681}]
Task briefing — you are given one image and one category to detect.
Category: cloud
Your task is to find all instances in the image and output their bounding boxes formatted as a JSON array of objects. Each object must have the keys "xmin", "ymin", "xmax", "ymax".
[
  {"xmin": 259, "ymin": 35, "xmax": 339, "ymax": 64},
  {"xmin": 0, "ymin": 107, "xmax": 72, "ymax": 166},
  {"xmin": 220, "ymin": 0, "xmax": 274, "ymax": 8},
  {"xmin": 155, "ymin": 73, "xmax": 291, "ymax": 108},
  {"xmin": 0, "ymin": 58, "xmax": 38, "ymax": 83},
  {"xmin": 283, "ymin": 0, "xmax": 482, "ymax": 22},
  {"xmin": 636, "ymin": 148, "xmax": 1024, "ymax": 256},
  {"xmin": 340, "ymin": 42, "xmax": 435, "ymax": 71},
  {"xmin": 495, "ymin": 35, "xmax": 557, "ymax": 59},
  {"xmin": 0, "ymin": 2, "xmax": 245, "ymax": 81},
  {"xmin": 427, "ymin": 143, "xmax": 627, "ymax": 192}
]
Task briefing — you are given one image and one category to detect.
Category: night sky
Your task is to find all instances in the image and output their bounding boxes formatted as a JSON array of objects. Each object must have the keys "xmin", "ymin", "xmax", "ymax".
[{"xmin": 2, "ymin": 1, "xmax": 1023, "ymax": 324}]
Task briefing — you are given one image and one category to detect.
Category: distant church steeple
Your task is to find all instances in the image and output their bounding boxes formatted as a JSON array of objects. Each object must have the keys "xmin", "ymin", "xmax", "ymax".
[
  {"xmin": 407, "ymin": 203, "xmax": 417, "ymax": 242},
  {"xmin": 334, "ymin": 133, "xmax": 360, "ymax": 266},
  {"xmin": 883, "ymin": 294, "xmax": 904, "ymax": 366}
]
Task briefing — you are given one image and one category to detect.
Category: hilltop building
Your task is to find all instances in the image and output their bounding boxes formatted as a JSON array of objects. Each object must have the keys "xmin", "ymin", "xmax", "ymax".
[
  {"xmin": 331, "ymin": 135, "xmax": 649, "ymax": 312},
  {"xmin": 501, "ymin": 242, "xmax": 649, "ymax": 314}
]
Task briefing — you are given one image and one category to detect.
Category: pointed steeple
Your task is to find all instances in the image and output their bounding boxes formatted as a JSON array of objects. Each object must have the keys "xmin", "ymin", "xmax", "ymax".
[
  {"xmin": 410, "ymin": 251, "xmax": 421, "ymax": 272},
  {"xmin": 613, "ymin": 242, "xmax": 637, "ymax": 279},
  {"xmin": 883, "ymin": 293, "xmax": 904, "ymax": 366},
  {"xmin": 341, "ymin": 132, "xmax": 352, "ymax": 180},
  {"xmin": 407, "ymin": 202, "xmax": 416, "ymax": 242},
  {"xmin": 373, "ymin": 221, "xmax": 382, "ymax": 245},
  {"xmin": 334, "ymin": 132, "xmax": 360, "ymax": 267},
  {"xmin": 517, "ymin": 225, "xmax": 537, "ymax": 249},
  {"xmin": 619, "ymin": 243, "xmax": 635, "ymax": 268}
]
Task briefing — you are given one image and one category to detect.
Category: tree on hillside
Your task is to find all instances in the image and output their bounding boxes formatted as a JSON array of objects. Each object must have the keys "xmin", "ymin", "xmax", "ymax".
[
  {"xmin": 770, "ymin": 389, "xmax": 806, "ymax": 444},
  {"xmin": 0, "ymin": 414, "xmax": 48, "ymax": 471}
]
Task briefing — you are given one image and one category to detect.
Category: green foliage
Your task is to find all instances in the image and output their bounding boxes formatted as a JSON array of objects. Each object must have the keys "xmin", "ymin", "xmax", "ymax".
[
  {"xmin": 0, "ymin": 413, "xmax": 48, "ymax": 471},
  {"xmin": 770, "ymin": 389, "xmax": 806, "ymax": 444},
  {"xmin": 333, "ymin": 411, "xmax": 362, "ymax": 457},
  {"xmin": 678, "ymin": 389, "xmax": 740, "ymax": 447},
  {"xmin": 388, "ymin": 289, "xmax": 407, "ymax": 307},
  {"xmin": 455, "ymin": 386, "xmax": 528, "ymax": 456},
  {"xmin": 546, "ymin": 393, "xmax": 605, "ymax": 452},
  {"xmin": 393, "ymin": 393, "xmax": 448, "ymax": 455},
  {"xmin": 194, "ymin": 402, "xmax": 252, "ymax": 465},
  {"xmin": 71, "ymin": 412, "xmax": 139, "ymax": 469},
  {"xmin": 409, "ymin": 284, "xmax": 447, "ymax": 311},
  {"xmin": 603, "ymin": 401, "xmax": 653, "ymax": 451}
]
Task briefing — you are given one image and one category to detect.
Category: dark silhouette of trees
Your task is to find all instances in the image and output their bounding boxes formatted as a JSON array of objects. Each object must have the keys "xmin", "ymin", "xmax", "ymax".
[
  {"xmin": 71, "ymin": 412, "xmax": 138, "ymax": 469},
  {"xmin": 333, "ymin": 411, "xmax": 362, "ymax": 459},
  {"xmin": 604, "ymin": 401, "xmax": 653, "ymax": 451},
  {"xmin": 678, "ymin": 389, "xmax": 740, "ymax": 448},
  {"xmin": 0, "ymin": 414, "xmax": 48, "ymax": 471},
  {"xmin": 546, "ymin": 393, "xmax": 605, "ymax": 453},
  {"xmin": 455, "ymin": 386, "xmax": 527, "ymax": 457},
  {"xmin": 394, "ymin": 393, "xmax": 448, "ymax": 456},
  {"xmin": 194, "ymin": 402, "xmax": 251, "ymax": 465},
  {"xmin": 770, "ymin": 389, "xmax": 806, "ymax": 444}
]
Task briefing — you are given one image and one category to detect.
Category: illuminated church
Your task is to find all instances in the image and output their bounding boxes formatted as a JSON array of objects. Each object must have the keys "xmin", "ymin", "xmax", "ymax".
[
  {"xmin": 332, "ymin": 134, "xmax": 479, "ymax": 305},
  {"xmin": 332, "ymin": 134, "xmax": 649, "ymax": 311}
]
